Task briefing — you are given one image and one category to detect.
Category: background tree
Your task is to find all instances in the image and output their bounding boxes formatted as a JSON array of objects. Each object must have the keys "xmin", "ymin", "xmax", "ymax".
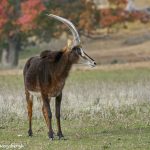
[
  {"xmin": 99, "ymin": 0, "xmax": 150, "ymax": 34},
  {"xmin": 99, "ymin": 0, "xmax": 128, "ymax": 33},
  {"xmin": 0, "ymin": 0, "xmax": 99, "ymax": 67},
  {"xmin": 0, "ymin": 0, "xmax": 45, "ymax": 67},
  {"xmin": 46, "ymin": 0, "xmax": 99, "ymax": 36}
]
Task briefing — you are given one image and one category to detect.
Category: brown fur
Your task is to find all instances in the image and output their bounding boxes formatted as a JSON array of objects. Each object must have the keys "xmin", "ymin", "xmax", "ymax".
[
  {"xmin": 23, "ymin": 47, "xmax": 79, "ymax": 139},
  {"xmin": 24, "ymin": 49, "xmax": 79, "ymax": 95}
]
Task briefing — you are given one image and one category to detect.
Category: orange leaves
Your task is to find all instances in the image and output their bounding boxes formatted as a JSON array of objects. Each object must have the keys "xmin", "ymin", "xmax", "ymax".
[
  {"xmin": 99, "ymin": 0, "xmax": 128, "ymax": 28},
  {"xmin": 128, "ymin": 11, "xmax": 150, "ymax": 23},
  {"xmin": 108, "ymin": 0, "xmax": 127, "ymax": 8},
  {"xmin": 0, "ymin": 0, "xmax": 45, "ymax": 34},
  {"xmin": 17, "ymin": 0, "xmax": 45, "ymax": 31},
  {"xmin": 101, "ymin": 15, "xmax": 118, "ymax": 28},
  {"xmin": 100, "ymin": 8, "xmax": 125, "ymax": 28},
  {"xmin": 100, "ymin": 2, "xmax": 150, "ymax": 31},
  {"xmin": 0, "ymin": 0, "xmax": 9, "ymax": 9},
  {"xmin": 0, "ymin": 0, "xmax": 9, "ymax": 29}
]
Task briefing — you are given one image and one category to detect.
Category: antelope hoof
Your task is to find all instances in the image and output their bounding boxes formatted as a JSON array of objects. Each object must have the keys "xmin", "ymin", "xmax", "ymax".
[
  {"xmin": 28, "ymin": 129, "xmax": 33, "ymax": 136},
  {"xmin": 48, "ymin": 132, "xmax": 54, "ymax": 140},
  {"xmin": 57, "ymin": 132, "xmax": 64, "ymax": 140}
]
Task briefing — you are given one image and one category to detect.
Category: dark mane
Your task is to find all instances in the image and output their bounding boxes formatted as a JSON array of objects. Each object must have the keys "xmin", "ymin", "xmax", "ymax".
[
  {"xmin": 40, "ymin": 50, "xmax": 51, "ymax": 58},
  {"xmin": 39, "ymin": 50, "xmax": 66, "ymax": 87},
  {"xmin": 40, "ymin": 50, "xmax": 63, "ymax": 63}
]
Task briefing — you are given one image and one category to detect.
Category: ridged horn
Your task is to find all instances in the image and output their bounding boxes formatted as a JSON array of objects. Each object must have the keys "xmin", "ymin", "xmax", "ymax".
[{"xmin": 47, "ymin": 14, "xmax": 81, "ymax": 47}]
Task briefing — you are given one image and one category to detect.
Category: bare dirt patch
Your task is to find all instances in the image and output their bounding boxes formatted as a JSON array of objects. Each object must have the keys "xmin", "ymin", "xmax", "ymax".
[{"xmin": 84, "ymin": 28, "xmax": 150, "ymax": 65}]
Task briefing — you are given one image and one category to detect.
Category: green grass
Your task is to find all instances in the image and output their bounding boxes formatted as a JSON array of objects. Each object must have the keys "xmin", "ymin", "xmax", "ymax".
[
  {"xmin": 70, "ymin": 68, "xmax": 150, "ymax": 82},
  {"xmin": 0, "ymin": 68, "xmax": 150, "ymax": 149},
  {"xmin": 1, "ymin": 67, "xmax": 150, "ymax": 86},
  {"xmin": 0, "ymin": 119, "xmax": 150, "ymax": 150},
  {"xmin": 0, "ymin": 75, "xmax": 23, "ymax": 88},
  {"xmin": 19, "ymin": 47, "xmax": 42, "ymax": 60}
]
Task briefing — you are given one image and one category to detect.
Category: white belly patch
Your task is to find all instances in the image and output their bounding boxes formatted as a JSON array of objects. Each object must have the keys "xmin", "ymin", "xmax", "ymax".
[
  {"xmin": 29, "ymin": 91, "xmax": 41, "ymax": 97},
  {"xmin": 28, "ymin": 91, "xmax": 59, "ymax": 98}
]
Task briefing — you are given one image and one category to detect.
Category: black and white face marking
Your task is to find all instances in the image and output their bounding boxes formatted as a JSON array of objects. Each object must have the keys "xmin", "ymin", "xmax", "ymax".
[
  {"xmin": 73, "ymin": 46, "xmax": 96, "ymax": 67},
  {"xmin": 47, "ymin": 14, "xmax": 96, "ymax": 67}
]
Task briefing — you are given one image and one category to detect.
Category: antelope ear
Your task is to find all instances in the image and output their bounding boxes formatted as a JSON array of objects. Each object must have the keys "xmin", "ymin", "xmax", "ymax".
[
  {"xmin": 62, "ymin": 39, "xmax": 73, "ymax": 52},
  {"xmin": 67, "ymin": 39, "xmax": 72, "ymax": 49}
]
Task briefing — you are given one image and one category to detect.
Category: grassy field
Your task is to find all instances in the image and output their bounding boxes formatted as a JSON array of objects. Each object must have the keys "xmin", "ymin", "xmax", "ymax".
[
  {"xmin": 0, "ymin": 68, "xmax": 150, "ymax": 149},
  {"xmin": 1, "ymin": 1, "xmax": 150, "ymax": 149},
  {"xmin": 0, "ymin": 119, "xmax": 149, "ymax": 150}
]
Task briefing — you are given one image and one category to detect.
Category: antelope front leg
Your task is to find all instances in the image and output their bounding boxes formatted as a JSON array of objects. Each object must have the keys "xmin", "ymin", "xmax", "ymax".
[
  {"xmin": 55, "ymin": 93, "xmax": 64, "ymax": 139},
  {"xmin": 25, "ymin": 90, "xmax": 33, "ymax": 136},
  {"xmin": 42, "ymin": 94, "xmax": 54, "ymax": 140}
]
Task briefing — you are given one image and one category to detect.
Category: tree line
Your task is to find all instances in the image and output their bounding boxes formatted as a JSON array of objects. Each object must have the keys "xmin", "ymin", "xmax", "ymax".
[{"xmin": 0, "ymin": 0, "xmax": 149, "ymax": 67}]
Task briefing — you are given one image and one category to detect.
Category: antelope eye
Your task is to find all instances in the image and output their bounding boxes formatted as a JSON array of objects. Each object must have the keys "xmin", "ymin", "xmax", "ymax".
[
  {"xmin": 76, "ymin": 47, "xmax": 81, "ymax": 55},
  {"xmin": 76, "ymin": 48, "xmax": 81, "ymax": 54},
  {"xmin": 72, "ymin": 47, "xmax": 81, "ymax": 54}
]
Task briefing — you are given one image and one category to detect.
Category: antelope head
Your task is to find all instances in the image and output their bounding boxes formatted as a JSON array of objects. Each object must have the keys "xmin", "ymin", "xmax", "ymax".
[{"xmin": 47, "ymin": 14, "xmax": 96, "ymax": 67}]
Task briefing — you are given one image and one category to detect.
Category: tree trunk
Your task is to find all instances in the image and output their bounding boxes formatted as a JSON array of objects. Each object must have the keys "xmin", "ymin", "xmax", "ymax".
[
  {"xmin": 1, "ymin": 48, "xmax": 9, "ymax": 67},
  {"xmin": 7, "ymin": 34, "xmax": 21, "ymax": 67}
]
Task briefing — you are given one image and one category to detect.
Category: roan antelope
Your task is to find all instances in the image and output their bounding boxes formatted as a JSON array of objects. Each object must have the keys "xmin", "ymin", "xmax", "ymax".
[{"xmin": 23, "ymin": 14, "xmax": 96, "ymax": 140}]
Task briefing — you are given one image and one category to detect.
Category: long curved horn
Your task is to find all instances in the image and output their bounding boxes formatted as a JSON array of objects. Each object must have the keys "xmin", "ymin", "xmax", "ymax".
[{"xmin": 47, "ymin": 14, "xmax": 81, "ymax": 47}]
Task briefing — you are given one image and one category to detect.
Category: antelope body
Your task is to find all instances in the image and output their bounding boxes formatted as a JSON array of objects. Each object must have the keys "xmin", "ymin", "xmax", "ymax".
[{"xmin": 23, "ymin": 14, "xmax": 96, "ymax": 140}]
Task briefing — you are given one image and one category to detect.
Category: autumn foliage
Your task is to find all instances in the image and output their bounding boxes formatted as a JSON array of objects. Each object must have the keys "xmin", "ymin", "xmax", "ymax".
[
  {"xmin": 100, "ymin": 8, "xmax": 127, "ymax": 28},
  {"xmin": 0, "ymin": 0, "xmax": 46, "ymax": 67},
  {"xmin": 18, "ymin": 0, "xmax": 45, "ymax": 31},
  {"xmin": 49, "ymin": 0, "xmax": 98, "ymax": 36},
  {"xmin": 0, "ymin": 0, "xmax": 149, "ymax": 67},
  {"xmin": 108, "ymin": 0, "xmax": 127, "ymax": 8},
  {"xmin": 99, "ymin": 0, "xmax": 150, "ymax": 33},
  {"xmin": 0, "ymin": 0, "xmax": 45, "ymax": 36},
  {"xmin": 0, "ymin": 0, "xmax": 10, "ymax": 30}
]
